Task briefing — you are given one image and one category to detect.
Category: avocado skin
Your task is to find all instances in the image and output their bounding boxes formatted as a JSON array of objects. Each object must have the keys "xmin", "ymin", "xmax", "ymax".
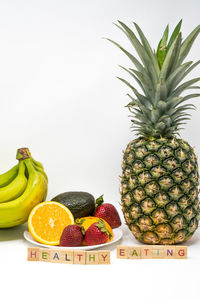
[{"xmin": 51, "ymin": 191, "xmax": 95, "ymax": 218}]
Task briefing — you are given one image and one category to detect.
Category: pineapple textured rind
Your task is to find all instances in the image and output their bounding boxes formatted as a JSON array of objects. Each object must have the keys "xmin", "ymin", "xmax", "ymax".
[{"xmin": 121, "ymin": 137, "xmax": 200, "ymax": 244}]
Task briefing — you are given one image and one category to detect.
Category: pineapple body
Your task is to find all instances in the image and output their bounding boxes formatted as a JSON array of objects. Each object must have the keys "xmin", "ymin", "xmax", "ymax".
[{"xmin": 121, "ymin": 136, "xmax": 200, "ymax": 244}]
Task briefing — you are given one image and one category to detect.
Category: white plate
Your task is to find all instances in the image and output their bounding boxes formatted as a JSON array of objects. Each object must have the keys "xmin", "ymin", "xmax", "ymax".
[{"xmin": 24, "ymin": 227, "xmax": 123, "ymax": 251}]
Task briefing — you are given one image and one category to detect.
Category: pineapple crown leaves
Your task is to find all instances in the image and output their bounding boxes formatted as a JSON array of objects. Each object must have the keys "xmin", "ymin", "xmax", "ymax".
[{"xmin": 107, "ymin": 20, "xmax": 200, "ymax": 138}]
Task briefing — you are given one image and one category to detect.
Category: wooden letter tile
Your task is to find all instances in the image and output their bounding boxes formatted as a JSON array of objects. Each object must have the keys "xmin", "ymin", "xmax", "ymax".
[
  {"xmin": 74, "ymin": 251, "xmax": 86, "ymax": 264},
  {"xmin": 164, "ymin": 246, "xmax": 176, "ymax": 259},
  {"xmin": 117, "ymin": 246, "xmax": 128, "ymax": 259},
  {"xmin": 39, "ymin": 249, "xmax": 50, "ymax": 262},
  {"xmin": 141, "ymin": 246, "xmax": 153, "ymax": 259},
  {"xmin": 27, "ymin": 247, "xmax": 39, "ymax": 261},
  {"xmin": 128, "ymin": 246, "xmax": 141, "ymax": 259},
  {"xmin": 175, "ymin": 246, "xmax": 187, "ymax": 259},
  {"xmin": 61, "ymin": 250, "xmax": 74, "ymax": 264},
  {"xmin": 49, "ymin": 250, "xmax": 63, "ymax": 263},
  {"xmin": 86, "ymin": 251, "xmax": 99, "ymax": 265},
  {"xmin": 98, "ymin": 251, "xmax": 110, "ymax": 264},
  {"xmin": 152, "ymin": 246, "xmax": 165, "ymax": 259}
]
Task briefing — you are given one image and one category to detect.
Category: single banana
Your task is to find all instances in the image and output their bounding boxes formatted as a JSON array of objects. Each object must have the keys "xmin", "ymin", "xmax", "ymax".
[
  {"xmin": 31, "ymin": 158, "xmax": 48, "ymax": 183},
  {"xmin": 0, "ymin": 161, "xmax": 27, "ymax": 203},
  {"xmin": 30, "ymin": 159, "xmax": 48, "ymax": 201},
  {"xmin": 31, "ymin": 157, "xmax": 44, "ymax": 170},
  {"xmin": 0, "ymin": 158, "xmax": 47, "ymax": 228},
  {"xmin": 0, "ymin": 164, "xmax": 18, "ymax": 188}
]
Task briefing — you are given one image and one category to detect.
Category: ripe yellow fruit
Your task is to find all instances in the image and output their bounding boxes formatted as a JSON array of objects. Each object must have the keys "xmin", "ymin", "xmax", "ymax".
[{"xmin": 28, "ymin": 201, "xmax": 74, "ymax": 245}]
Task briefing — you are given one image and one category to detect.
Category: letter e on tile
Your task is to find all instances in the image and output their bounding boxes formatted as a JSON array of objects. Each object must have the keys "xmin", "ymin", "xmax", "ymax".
[
  {"xmin": 39, "ymin": 249, "xmax": 50, "ymax": 262},
  {"xmin": 117, "ymin": 246, "xmax": 128, "ymax": 259}
]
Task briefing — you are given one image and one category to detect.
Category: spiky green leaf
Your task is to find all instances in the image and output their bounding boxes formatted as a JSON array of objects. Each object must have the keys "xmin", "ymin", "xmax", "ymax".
[
  {"xmin": 178, "ymin": 24, "xmax": 200, "ymax": 65},
  {"xmin": 133, "ymin": 22, "xmax": 160, "ymax": 74},
  {"xmin": 159, "ymin": 33, "xmax": 182, "ymax": 81},
  {"xmin": 157, "ymin": 25, "xmax": 169, "ymax": 68},
  {"xmin": 171, "ymin": 77, "xmax": 200, "ymax": 98},
  {"xmin": 166, "ymin": 61, "xmax": 193, "ymax": 92},
  {"xmin": 117, "ymin": 77, "xmax": 152, "ymax": 108},
  {"xmin": 167, "ymin": 20, "xmax": 182, "ymax": 50},
  {"xmin": 116, "ymin": 21, "xmax": 159, "ymax": 87},
  {"xmin": 106, "ymin": 38, "xmax": 144, "ymax": 72}
]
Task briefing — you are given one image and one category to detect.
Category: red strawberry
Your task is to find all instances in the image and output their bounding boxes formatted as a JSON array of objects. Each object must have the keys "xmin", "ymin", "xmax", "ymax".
[
  {"xmin": 84, "ymin": 220, "xmax": 112, "ymax": 246},
  {"xmin": 94, "ymin": 195, "xmax": 122, "ymax": 228},
  {"xmin": 59, "ymin": 225, "xmax": 84, "ymax": 247}
]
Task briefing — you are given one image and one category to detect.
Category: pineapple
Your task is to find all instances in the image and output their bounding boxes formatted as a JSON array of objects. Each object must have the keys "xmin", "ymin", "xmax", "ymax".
[{"xmin": 109, "ymin": 20, "xmax": 200, "ymax": 244}]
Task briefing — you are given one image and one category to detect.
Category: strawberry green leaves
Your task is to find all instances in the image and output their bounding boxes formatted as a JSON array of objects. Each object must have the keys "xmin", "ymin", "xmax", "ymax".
[{"xmin": 96, "ymin": 219, "xmax": 113, "ymax": 240}]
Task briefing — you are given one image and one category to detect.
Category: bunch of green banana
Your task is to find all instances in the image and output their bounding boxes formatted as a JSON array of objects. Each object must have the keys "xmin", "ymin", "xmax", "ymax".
[{"xmin": 0, "ymin": 148, "xmax": 48, "ymax": 228}]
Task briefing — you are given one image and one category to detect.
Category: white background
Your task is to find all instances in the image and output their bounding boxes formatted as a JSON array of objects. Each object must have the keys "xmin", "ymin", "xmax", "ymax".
[{"xmin": 1, "ymin": 0, "xmax": 200, "ymax": 298}]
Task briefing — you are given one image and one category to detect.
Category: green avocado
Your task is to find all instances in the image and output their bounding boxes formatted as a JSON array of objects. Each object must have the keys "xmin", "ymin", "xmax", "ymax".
[{"xmin": 51, "ymin": 191, "xmax": 95, "ymax": 218}]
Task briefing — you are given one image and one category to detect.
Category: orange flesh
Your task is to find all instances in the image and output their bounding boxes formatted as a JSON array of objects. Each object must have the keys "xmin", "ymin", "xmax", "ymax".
[{"xmin": 28, "ymin": 202, "xmax": 74, "ymax": 245}]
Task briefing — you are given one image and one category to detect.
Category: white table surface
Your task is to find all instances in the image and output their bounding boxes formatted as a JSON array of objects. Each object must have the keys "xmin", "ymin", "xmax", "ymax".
[{"xmin": 1, "ymin": 223, "xmax": 200, "ymax": 299}]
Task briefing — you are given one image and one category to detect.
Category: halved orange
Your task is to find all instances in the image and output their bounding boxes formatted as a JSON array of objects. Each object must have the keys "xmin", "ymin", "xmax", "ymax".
[{"xmin": 28, "ymin": 201, "xmax": 74, "ymax": 245}]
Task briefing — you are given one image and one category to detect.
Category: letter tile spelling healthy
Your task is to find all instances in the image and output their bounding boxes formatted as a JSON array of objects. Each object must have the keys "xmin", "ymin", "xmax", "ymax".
[
  {"xmin": 86, "ymin": 251, "xmax": 99, "ymax": 265},
  {"xmin": 27, "ymin": 248, "xmax": 39, "ymax": 261},
  {"xmin": 40, "ymin": 250, "xmax": 50, "ymax": 262},
  {"xmin": 27, "ymin": 248, "xmax": 110, "ymax": 264},
  {"xmin": 98, "ymin": 251, "xmax": 111, "ymax": 264},
  {"xmin": 63, "ymin": 250, "xmax": 74, "ymax": 264},
  {"xmin": 74, "ymin": 251, "xmax": 86, "ymax": 264}
]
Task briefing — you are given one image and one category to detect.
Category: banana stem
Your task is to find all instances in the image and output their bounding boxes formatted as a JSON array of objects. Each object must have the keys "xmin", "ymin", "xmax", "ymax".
[{"xmin": 16, "ymin": 148, "xmax": 31, "ymax": 160}]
